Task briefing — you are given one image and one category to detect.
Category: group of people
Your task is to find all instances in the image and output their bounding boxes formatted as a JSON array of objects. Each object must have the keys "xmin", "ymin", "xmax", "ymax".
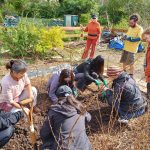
[{"xmin": 0, "ymin": 13, "xmax": 150, "ymax": 149}]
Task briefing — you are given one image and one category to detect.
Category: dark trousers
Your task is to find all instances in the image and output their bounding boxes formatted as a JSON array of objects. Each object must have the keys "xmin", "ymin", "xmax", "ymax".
[
  {"xmin": 147, "ymin": 83, "xmax": 150, "ymax": 98},
  {"xmin": 75, "ymin": 72, "xmax": 98, "ymax": 91},
  {"xmin": 0, "ymin": 126, "xmax": 14, "ymax": 148}
]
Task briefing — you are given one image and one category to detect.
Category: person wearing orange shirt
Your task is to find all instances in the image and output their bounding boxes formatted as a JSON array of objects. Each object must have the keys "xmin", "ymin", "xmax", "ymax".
[
  {"xmin": 81, "ymin": 14, "xmax": 101, "ymax": 59},
  {"xmin": 142, "ymin": 27, "xmax": 150, "ymax": 98}
]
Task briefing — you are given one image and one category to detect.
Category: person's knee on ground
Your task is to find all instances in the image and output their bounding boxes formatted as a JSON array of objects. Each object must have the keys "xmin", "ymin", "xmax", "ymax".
[
  {"xmin": 32, "ymin": 86, "xmax": 38, "ymax": 106},
  {"xmin": 0, "ymin": 126, "xmax": 14, "ymax": 148}
]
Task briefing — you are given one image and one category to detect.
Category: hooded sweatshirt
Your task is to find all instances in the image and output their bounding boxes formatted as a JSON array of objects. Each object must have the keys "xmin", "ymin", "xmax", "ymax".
[{"xmin": 40, "ymin": 99, "xmax": 92, "ymax": 150}]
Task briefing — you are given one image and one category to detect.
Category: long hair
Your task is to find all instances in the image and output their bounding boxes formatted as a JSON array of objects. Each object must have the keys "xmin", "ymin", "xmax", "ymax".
[
  {"xmin": 59, "ymin": 69, "xmax": 74, "ymax": 88},
  {"xmin": 90, "ymin": 55, "xmax": 104, "ymax": 75}
]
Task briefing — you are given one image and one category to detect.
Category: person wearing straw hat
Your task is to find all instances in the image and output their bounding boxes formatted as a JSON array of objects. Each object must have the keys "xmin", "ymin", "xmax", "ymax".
[
  {"xmin": 40, "ymin": 85, "xmax": 92, "ymax": 150},
  {"xmin": 98, "ymin": 66, "xmax": 147, "ymax": 124}
]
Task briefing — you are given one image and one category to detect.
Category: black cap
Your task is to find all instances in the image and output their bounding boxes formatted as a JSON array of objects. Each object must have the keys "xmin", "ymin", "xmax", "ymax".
[
  {"xmin": 56, "ymin": 85, "xmax": 72, "ymax": 97},
  {"xmin": 91, "ymin": 14, "xmax": 97, "ymax": 19}
]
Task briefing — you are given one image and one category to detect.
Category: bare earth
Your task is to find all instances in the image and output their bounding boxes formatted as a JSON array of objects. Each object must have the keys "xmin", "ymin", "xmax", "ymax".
[{"xmin": 2, "ymin": 43, "xmax": 150, "ymax": 150}]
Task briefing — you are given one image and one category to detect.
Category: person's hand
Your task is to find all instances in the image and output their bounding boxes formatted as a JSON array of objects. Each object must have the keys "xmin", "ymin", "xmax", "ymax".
[
  {"xmin": 103, "ymin": 79, "xmax": 108, "ymax": 87},
  {"xmin": 23, "ymin": 107, "xmax": 30, "ymax": 116},
  {"xmin": 98, "ymin": 91, "xmax": 106, "ymax": 102},
  {"xmin": 80, "ymin": 24, "xmax": 84, "ymax": 31},
  {"xmin": 95, "ymin": 80, "xmax": 101, "ymax": 86}
]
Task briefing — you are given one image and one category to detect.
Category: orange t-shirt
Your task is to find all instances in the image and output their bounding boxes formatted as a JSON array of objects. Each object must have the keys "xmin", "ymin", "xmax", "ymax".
[
  {"xmin": 84, "ymin": 21, "xmax": 101, "ymax": 39},
  {"xmin": 145, "ymin": 44, "xmax": 150, "ymax": 82}
]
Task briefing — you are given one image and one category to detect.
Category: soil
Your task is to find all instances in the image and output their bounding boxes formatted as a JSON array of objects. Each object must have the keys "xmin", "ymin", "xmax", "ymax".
[{"xmin": 1, "ymin": 42, "xmax": 150, "ymax": 150}]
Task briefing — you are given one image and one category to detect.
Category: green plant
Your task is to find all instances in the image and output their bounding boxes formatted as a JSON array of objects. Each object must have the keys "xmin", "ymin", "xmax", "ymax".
[
  {"xmin": 35, "ymin": 26, "xmax": 65, "ymax": 57},
  {"xmin": 1, "ymin": 23, "xmax": 65, "ymax": 59},
  {"xmin": 80, "ymin": 13, "xmax": 90, "ymax": 25},
  {"xmin": 113, "ymin": 18, "xmax": 128, "ymax": 29}
]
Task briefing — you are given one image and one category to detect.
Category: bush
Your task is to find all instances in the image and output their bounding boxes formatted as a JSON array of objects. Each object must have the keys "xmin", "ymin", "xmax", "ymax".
[
  {"xmin": 113, "ymin": 18, "xmax": 128, "ymax": 29},
  {"xmin": 36, "ymin": 26, "xmax": 65, "ymax": 57},
  {"xmin": 80, "ymin": 13, "xmax": 91, "ymax": 25},
  {"xmin": 98, "ymin": 17, "xmax": 108, "ymax": 26},
  {"xmin": 1, "ymin": 24, "xmax": 65, "ymax": 58}
]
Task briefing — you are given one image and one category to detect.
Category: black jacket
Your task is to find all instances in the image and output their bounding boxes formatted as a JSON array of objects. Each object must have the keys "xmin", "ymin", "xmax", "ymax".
[
  {"xmin": 0, "ymin": 110, "xmax": 23, "ymax": 131},
  {"xmin": 75, "ymin": 59, "xmax": 103, "ymax": 83}
]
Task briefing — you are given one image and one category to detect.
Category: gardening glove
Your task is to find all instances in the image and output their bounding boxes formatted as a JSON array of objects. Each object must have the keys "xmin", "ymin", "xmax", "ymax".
[
  {"xmin": 103, "ymin": 79, "xmax": 108, "ymax": 87},
  {"xmin": 98, "ymin": 91, "xmax": 107, "ymax": 103},
  {"xmin": 72, "ymin": 87, "xmax": 78, "ymax": 97},
  {"xmin": 95, "ymin": 80, "xmax": 101, "ymax": 86}
]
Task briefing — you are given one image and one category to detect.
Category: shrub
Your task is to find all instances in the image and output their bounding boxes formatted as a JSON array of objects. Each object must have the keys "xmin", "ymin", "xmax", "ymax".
[
  {"xmin": 35, "ymin": 26, "xmax": 65, "ymax": 57},
  {"xmin": 80, "ymin": 13, "xmax": 91, "ymax": 25},
  {"xmin": 113, "ymin": 18, "xmax": 128, "ymax": 29},
  {"xmin": 1, "ymin": 23, "xmax": 65, "ymax": 58}
]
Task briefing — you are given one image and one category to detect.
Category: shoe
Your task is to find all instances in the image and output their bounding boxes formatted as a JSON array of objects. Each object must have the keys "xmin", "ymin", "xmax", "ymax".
[{"xmin": 118, "ymin": 118, "xmax": 129, "ymax": 124}]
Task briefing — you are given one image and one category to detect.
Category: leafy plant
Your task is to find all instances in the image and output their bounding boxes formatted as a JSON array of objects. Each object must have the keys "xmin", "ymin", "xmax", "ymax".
[
  {"xmin": 80, "ymin": 13, "xmax": 91, "ymax": 25},
  {"xmin": 1, "ymin": 23, "xmax": 65, "ymax": 59}
]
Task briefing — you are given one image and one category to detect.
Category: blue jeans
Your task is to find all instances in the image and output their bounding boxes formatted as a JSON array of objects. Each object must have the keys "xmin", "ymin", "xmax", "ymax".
[{"xmin": 0, "ymin": 126, "xmax": 14, "ymax": 148}]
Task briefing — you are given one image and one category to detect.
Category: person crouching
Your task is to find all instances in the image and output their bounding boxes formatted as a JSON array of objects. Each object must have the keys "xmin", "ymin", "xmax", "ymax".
[
  {"xmin": 98, "ymin": 66, "xmax": 147, "ymax": 124},
  {"xmin": 40, "ymin": 85, "xmax": 92, "ymax": 150}
]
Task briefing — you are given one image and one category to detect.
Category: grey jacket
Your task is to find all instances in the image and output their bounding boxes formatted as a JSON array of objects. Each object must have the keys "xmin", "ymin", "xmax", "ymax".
[
  {"xmin": 105, "ymin": 72, "xmax": 147, "ymax": 113},
  {"xmin": 40, "ymin": 100, "xmax": 92, "ymax": 150}
]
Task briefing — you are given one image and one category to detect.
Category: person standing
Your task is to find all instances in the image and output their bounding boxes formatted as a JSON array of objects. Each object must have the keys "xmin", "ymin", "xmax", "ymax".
[
  {"xmin": 81, "ymin": 14, "xmax": 101, "ymax": 59},
  {"xmin": 120, "ymin": 14, "xmax": 143, "ymax": 77},
  {"xmin": 142, "ymin": 27, "xmax": 150, "ymax": 98}
]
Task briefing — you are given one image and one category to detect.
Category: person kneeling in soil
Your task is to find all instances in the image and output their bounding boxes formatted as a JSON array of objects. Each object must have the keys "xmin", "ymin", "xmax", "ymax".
[
  {"xmin": 74, "ymin": 55, "xmax": 107, "ymax": 91},
  {"xmin": 40, "ymin": 85, "xmax": 92, "ymax": 150},
  {"xmin": 98, "ymin": 66, "xmax": 147, "ymax": 124},
  {"xmin": 0, "ymin": 109, "xmax": 29, "ymax": 148},
  {"xmin": 0, "ymin": 60, "xmax": 39, "ymax": 113},
  {"xmin": 47, "ymin": 69, "xmax": 77, "ymax": 104}
]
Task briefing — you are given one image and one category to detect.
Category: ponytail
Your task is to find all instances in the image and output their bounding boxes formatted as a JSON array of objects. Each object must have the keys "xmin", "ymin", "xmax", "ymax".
[
  {"xmin": 6, "ymin": 60, "xmax": 14, "ymax": 70},
  {"xmin": 5, "ymin": 59, "xmax": 27, "ymax": 73}
]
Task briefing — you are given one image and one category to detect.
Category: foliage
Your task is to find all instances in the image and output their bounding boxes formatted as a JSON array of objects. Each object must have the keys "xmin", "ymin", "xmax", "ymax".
[
  {"xmin": 1, "ymin": 2, "xmax": 17, "ymax": 16},
  {"xmin": 80, "ymin": 13, "xmax": 91, "ymax": 25},
  {"xmin": 59, "ymin": 0, "xmax": 99, "ymax": 16},
  {"xmin": 1, "ymin": 23, "xmax": 65, "ymax": 58},
  {"xmin": 113, "ymin": 18, "xmax": 128, "ymax": 29},
  {"xmin": 36, "ymin": 26, "xmax": 65, "ymax": 57}
]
